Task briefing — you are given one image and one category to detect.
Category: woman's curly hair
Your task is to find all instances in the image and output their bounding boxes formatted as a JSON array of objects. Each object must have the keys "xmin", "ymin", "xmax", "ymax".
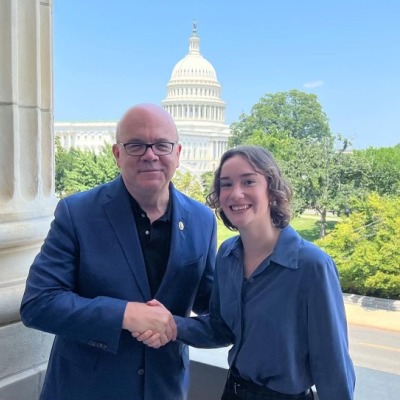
[{"xmin": 206, "ymin": 146, "xmax": 293, "ymax": 230}]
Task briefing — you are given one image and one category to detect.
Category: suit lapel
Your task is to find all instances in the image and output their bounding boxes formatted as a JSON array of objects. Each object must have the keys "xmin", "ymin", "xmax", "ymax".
[
  {"xmin": 102, "ymin": 177, "xmax": 151, "ymax": 300},
  {"xmin": 157, "ymin": 188, "xmax": 191, "ymax": 298}
]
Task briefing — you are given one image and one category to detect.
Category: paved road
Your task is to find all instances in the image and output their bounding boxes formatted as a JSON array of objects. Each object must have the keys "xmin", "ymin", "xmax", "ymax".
[
  {"xmin": 349, "ymin": 324, "xmax": 400, "ymax": 375},
  {"xmin": 354, "ymin": 366, "xmax": 400, "ymax": 400},
  {"xmin": 349, "ymin": 324, "xmax": 400, "ymax": 399}
]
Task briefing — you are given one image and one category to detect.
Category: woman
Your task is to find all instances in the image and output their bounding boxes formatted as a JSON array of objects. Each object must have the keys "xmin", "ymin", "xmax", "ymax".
[{"xmin": 138, "ymin": 146, "xmax": 355, "ymax": 400}]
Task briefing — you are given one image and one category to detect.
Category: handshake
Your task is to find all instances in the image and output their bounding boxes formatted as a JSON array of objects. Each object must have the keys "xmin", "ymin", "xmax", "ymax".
[{"xmin": 122, "ymin": 299, "xmax": 176, "ymax": 348}]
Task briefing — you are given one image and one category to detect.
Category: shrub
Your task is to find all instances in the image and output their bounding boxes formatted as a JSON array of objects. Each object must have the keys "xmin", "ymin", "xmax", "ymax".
[{"xmin": 316, "ymin": 193, "xmax": 400, "ymax": 299}]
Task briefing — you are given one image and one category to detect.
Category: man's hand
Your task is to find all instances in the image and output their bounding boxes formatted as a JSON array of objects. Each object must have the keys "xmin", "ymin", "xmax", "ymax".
[
  {"xmin": 123, "ymin": 299, "xmax": 176, "ymax": 346},
  {"xmin": 132, "ymin": 329, "xmax": 165, "ymax": 348},
  {"xmin": 132, "ymin": 300, "xmax": 173, "ymax": 348}
]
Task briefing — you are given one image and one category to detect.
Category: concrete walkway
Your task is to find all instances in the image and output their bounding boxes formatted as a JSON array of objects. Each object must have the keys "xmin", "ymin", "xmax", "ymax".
[{"xmin": 343, "ymin": 294, "xmax": 400, "ymax": 332}]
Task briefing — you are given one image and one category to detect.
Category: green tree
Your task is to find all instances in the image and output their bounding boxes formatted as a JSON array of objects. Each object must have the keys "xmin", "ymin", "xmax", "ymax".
[
  {"xmin": 55, "ymin": 138, "xmax": 81, "ymax": 196},
  {"xmin": 95, "ymin": 144, "xmax": 120, "ymax": 183},
  {"xmin": 173, "ymin": 170, "xmax": 204, "ymax": 203},
  {"xmin": 61, "ymin": 145, "xmax": 119, "ymax": 196},
  {"xmin": 201, "ymin": 171, "xmax": 214, "ymax": 199},
  {"xmin": 352, "ymin": 145, "xmax": 400, "ymax": 197},
  {"xmin": 229, "ymin": 89, "xmax": 331, "ymax": 147},
  {"xmin": 280, "ymin": 135, "xmax": 367, "ymax": 237},
  {"xmin": 63, "ymin": 151, "xmax": 99, "ymax": 194},
  {"xmin": 316, "ymin": 193, "xmax": 400, "ymax": 299}
]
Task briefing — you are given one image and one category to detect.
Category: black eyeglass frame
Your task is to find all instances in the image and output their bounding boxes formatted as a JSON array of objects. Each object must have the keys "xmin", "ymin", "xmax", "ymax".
[{"xmin": 116, "ymin": 141, "xmax": 178, "ymax": 156}]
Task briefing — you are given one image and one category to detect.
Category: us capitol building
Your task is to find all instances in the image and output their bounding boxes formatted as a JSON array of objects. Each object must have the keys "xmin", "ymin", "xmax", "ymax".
[{"xmin": 55, "ymin": 21, "xmax": 231, "ymax": 173}]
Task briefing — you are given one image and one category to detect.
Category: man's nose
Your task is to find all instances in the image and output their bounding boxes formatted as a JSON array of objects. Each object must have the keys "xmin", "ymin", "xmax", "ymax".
[{"xmin": 141, "ymin": 145, "xmax": 159, "ymax": 160}]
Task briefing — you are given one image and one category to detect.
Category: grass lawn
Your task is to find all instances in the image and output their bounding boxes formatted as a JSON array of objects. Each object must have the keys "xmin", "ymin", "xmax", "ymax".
[
  {"xmin": 292, "ymin": 213, "xmax": 340, "ymax": 242},
  {"xmin": 216, "ymin": 213, "xmax": 340, "ymax": 247}
]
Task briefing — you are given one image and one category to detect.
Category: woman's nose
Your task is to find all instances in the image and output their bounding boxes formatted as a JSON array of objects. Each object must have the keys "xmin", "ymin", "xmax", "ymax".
[{"xmin": 230, "ymin": 184, "xmax": 244, "ymax": 199}]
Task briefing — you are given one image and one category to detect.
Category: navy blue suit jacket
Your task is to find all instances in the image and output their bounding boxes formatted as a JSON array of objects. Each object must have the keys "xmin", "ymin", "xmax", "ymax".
[{"xmin": 20, "ymin": 176, "xmax": 217, "ymax": 400}]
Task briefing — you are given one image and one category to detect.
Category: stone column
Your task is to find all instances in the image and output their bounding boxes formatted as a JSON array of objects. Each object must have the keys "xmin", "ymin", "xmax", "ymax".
[{"xmin": 0, "ymin": 0, "xmax": 56, "ymax": 398}]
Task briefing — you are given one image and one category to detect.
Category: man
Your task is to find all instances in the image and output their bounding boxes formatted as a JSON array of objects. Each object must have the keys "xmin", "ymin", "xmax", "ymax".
[{"xmin": 20, "ymin": 104, "xmax": 217, "ymax": 400}]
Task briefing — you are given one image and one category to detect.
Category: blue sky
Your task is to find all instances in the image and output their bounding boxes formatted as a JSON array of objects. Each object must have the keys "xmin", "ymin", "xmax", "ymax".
[{"xmin": 53, "ymin": 0, "xmax": 400, "ymax": 150}]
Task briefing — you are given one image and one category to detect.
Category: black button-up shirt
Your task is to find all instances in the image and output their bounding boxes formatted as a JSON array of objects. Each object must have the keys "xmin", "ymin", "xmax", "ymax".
[{"xmin": 129, "ymin": 196, "xmax": 172, "ymax": 297}]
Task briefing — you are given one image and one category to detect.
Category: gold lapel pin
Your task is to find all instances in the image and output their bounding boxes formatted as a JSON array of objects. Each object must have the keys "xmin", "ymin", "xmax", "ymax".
[{"xmin": 178, "ymin": 221, "xmax": 184, "ymax": 231}]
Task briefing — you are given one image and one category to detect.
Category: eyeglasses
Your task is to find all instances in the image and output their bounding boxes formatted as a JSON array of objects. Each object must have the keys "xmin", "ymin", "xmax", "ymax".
[{"xmin": 117, "ymin": 141, "xmax": 177, "ymax": 157}]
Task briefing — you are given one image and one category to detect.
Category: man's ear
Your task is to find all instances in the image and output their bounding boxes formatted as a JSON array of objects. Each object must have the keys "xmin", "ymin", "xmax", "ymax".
[
  {"xmin": 175, "ymin": 143, "xmax": 182, "ymax": 168},
  {"xmin": 112, "ymin": 144, "xmax": 121, "ymax": 167}
]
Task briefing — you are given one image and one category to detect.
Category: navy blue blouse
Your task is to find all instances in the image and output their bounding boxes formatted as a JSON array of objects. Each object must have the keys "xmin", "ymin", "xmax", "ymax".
[{"xmin": 176, "ymin": 225, "xmax": 355, "ymax": 399}]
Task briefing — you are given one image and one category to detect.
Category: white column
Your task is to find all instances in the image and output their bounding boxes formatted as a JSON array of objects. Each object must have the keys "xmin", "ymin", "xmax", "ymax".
[{"xmin": 0, "ymin": 0, "xmax": 56, "ymax": 398}]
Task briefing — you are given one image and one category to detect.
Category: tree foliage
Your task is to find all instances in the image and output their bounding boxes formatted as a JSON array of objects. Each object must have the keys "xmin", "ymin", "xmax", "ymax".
[
  {"xmin": 55, "ymin": 137, "xmax": 77, "ymax": 195},
  {"xmin": 229, "ymin": 89, "xmax": 331, "ymax": 147},
  {"xmin": 279, "ymin": 135, "xmax": 368, "ymax": 237},
  {"xmin": 200, "ymin": 171, "xmax": 214, "ymax": 199},
  {"xmin": 316, "ymin": 193, "xmax": 400, "ymax": 299},
  {"xmin": 352, "ymin": 145, "xmax": 400, "ymax": 197},
  {"xmin": 55, "ymin": 144, "xmax": 119, "ymax": 196},
  {"xmin": 172, "ymin": 170, "xmax": 205, "ymax": 203}
]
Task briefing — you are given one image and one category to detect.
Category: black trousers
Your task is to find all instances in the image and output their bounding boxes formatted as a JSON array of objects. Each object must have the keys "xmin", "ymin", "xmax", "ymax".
[{"xmin": 221, "ymin": 372, "xmax": 314, "ymax": 400}]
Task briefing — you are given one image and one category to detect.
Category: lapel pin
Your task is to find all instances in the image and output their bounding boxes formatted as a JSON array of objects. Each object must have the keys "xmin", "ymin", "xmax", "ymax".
[{"xmin": 178, "ymin": 221, "xmax": 184, "ymax": 231}]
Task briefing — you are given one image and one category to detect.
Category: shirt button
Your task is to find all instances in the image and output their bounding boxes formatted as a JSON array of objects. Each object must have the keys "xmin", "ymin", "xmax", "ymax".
[
  {"xmin": 145, "ymin": 230, "xmax": 150, "ymax": 235},
  {"xmin": 141, "ymin": 214, "xmax": 145, "ymax": 218},
  {"xmin": 137, "ymin": 369, "xmax": 145, "ymax": 376},
  {"xmin": 248, "ymin": 278, "xmax": 254, "ymax": 283}
]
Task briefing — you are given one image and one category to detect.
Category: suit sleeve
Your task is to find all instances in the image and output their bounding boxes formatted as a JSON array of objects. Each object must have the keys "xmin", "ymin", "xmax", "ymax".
[{"xmin": 20, "ymin": 198, "xmax": 127, "ymax": 354}]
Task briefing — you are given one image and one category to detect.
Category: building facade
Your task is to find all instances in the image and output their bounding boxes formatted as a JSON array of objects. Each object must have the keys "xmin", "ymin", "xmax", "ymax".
[{"xmin": 55, "ymin": 21, "xmax": 230, "ymax": 174}]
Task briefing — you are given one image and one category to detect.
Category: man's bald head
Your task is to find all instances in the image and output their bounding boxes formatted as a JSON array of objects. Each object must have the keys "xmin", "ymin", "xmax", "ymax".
[{"xmin": 116, "ymin": 104, "xmax": 178, "ymax": 142}]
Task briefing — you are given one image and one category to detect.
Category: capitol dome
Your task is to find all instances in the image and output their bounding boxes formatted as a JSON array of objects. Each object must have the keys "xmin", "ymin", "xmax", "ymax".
[
  {"xmin": 171, "ymin": 54, "xmax": 217, "ymax": 82},
  {"xmin": 169, "ymin": 30, "xmax": 218, "ymax": 83},
  {"xmin": 162, "ymin": 21, "xmax": 226, "ymax": 124}
]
